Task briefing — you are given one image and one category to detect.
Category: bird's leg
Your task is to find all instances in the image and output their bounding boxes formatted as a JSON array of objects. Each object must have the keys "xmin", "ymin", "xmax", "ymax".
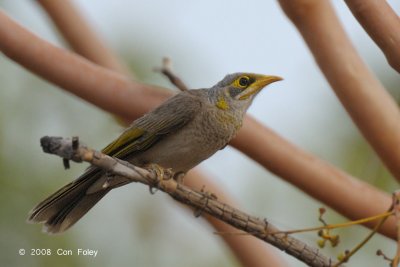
[{"xmin": 199, "ymin": 185, "xmax": 218, "ymax": 201}]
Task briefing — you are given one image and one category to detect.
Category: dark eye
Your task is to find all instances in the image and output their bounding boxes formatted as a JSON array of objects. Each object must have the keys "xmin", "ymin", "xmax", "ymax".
[{"xmin": 238, "ymin": 76, "xmax": 250, "ymax": 87}]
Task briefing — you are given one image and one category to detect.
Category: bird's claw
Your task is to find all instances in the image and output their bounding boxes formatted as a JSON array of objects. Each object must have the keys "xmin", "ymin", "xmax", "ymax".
[
  {"xmin": 101, "ymin": 173, "xmax": 115, "ymax": 189},
  {"xmin": 174, "ymin": 172, "xmax": 186, "ymax": 185},
  {"xmin": 146, "ymin": 163, "xmax": 173, "ymax": 194},
  {"xmin": 193, "ymin": 185, "xmax": 218, "ymax": 217},
  {"xmin": 200, "ymin": 185, "xmax": 218, "ymax": 200}
]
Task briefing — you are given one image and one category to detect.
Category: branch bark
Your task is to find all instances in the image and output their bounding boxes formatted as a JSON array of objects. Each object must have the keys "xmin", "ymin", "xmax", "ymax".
[
  {"xmin": 39, "ymin": 136, "xmax": 338, "ymax": 267},
  {"xmin": 0, "ymin": 9, "xmax": 395, "ymax": 239},
  {"xmin": 344, "ymin": 0, "xmax": 400, "ymax": 73}
]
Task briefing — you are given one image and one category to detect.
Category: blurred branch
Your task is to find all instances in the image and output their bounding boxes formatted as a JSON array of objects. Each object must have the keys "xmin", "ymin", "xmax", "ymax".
[
  {"xmin": 278, "ymin": 0, "xmax": 400, "ymax": 184},
  {"xmin": 37, "ymin": 0, "xmax": 131, "ymax": 75},
  {"xmin": 0, "ymin": 10, "xmax": 169, "ymax": 120},
  {"xmin": 344, "ymin": 0, "xmax": 400, "ymax": 73},
  {"xmin": 279, "ymin": 0, "xmax": 400, "ymax": 227},
  {"xmin": 0, "ymin": 8, "xmax": 396, "ymax": 239},
  {"xmin": 233, "ymin": 117, "xmax": 395, "ymax": 238},
  {"xmin": 40, "ymin": 136, "xmax": 338, "ymax": 267}
]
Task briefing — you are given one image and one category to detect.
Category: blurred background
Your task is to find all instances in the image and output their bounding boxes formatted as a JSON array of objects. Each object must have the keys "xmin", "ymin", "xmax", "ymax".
[{"xmin": 0, "ymin": 0, "xmax": 399, "ymax": 266}]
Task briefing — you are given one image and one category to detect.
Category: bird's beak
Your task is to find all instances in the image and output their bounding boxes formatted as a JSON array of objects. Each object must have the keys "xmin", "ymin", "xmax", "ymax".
[{"xmin": 236, "ymin": 75, "xmax": 282, "ymax": 100}]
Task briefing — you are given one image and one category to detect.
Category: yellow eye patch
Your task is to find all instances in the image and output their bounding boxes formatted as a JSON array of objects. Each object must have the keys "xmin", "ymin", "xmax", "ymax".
[{"xmin": 232, "ymin": 76, "xmax": 251, "ymax": 89}]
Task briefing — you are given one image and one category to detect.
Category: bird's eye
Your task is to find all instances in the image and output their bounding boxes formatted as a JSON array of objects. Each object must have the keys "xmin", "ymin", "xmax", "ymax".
[{"xmin": 238, "ymin": 76, "xmax": 250, "ymax": 87}]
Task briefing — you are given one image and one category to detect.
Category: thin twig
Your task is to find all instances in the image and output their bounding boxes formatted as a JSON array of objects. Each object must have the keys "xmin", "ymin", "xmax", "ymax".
[
  {"xmin": 154, "ymin": 57, "xmax": 188, "ymax": 91},
  {"xmin": 392, "ymin": 191, "xmax": 400, "ymax": 267},
  {"xmin": 40, "ymin": 136, "xmax": 338, "ymax": 267},
  {"xmin": 271, "ymin": 211, "xmax": 393, "ymax": 236},
  {"xmin": 333, "ymin": 207, "xmax": 393, "ymax": 266}
]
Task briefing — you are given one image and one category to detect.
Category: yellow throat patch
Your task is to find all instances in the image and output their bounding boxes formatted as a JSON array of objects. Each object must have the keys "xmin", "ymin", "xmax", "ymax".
[{"xmin": 216, "ymin": 97, "xmax": 229, "ymax": 110}]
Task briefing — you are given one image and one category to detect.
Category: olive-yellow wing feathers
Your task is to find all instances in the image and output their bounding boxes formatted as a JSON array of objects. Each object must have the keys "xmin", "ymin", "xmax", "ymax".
[{"xmin": 102, "ymin": 91, "xmax": 202, "ymax": 159}]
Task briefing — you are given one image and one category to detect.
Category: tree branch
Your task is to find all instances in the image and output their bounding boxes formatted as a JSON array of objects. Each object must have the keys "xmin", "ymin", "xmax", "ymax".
[
  {"xmin": 0, "ymin": 9, "xmax": 395, "ymax": 239},
  {"xmin": 0, "ymin": 10, "xmax": 169, "ymax": 120},
  {"xmin": 37, "ymin": 0, "xmax": 131, "ymax": 76},
  {"xmin": 40, "ymin": 136, "xmax": 338, "ymax": 267},
  {"xmin": 279, "ymin": 0, "xmax": 400, "ymax": 184},
  {"xmin": 344, "ymin": 0, "xmax": 400, "ymax": 73}
]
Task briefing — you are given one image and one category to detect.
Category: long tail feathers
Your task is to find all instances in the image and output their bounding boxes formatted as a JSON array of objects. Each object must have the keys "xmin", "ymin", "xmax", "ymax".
[{"xmin": 28, "ymin": 168, "xmax": 109, "ymax": 234}]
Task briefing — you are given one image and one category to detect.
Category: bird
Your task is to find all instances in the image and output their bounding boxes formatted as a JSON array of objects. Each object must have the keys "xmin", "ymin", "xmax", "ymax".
[{"xmin": 28, "ymin": 72, "xmax": 281, "ymax": 234}]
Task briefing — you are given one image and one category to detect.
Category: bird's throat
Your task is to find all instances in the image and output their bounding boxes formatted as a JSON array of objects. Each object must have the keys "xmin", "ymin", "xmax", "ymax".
[{"xmin": 216, "ymin": 96, "xmax": 229, "ymax": 110}]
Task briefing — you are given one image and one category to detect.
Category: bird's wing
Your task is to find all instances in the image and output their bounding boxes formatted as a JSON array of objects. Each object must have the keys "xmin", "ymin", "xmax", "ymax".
[{"xmin": 102, "ymin": 91, "xmax": 202, "ymax": 159}]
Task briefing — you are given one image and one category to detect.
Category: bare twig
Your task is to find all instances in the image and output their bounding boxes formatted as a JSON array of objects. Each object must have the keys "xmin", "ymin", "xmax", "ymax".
[
  {"xmin": 154, "ymin": 57, "xmax": 188, "ymax": 91},
  {"xmin": 0, "ymin": 10, "xmax": 395, "ymax": 239},
  {"xmin": 344, "ymin": 0, "xmax": 400, "ymax": 73},
  {"xmin": 333, "ymin": 207, "xmax": 392, "ymax": 266},
  {"xmin": 40, "ymin": 136, "xmax": 338, "ymax": 267},
  {"xmin": 271, "ymin": 211, "xmax": 393, "ymax": 236},
  {"xmin": 377, "ymin": 249, "xmax": 394, "ymax": 264},
  {"xmin": 278, "ymin": 0, "xmax": 400, "ymax": 184},
  {"xmin": 392, "ymin": 191, "xmax": 400, "ymax": 267}
]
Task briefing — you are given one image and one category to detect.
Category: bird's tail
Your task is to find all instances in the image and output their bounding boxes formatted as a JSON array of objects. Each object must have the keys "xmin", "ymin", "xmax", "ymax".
[{"xmin": 28, "ymin": 168, "xmax": 110, "ymax": 234}]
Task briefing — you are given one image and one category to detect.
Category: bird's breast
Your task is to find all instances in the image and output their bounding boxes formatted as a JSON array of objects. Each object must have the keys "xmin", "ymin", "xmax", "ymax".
[{"xmin": 135, "ymin": 107, "xmax": 241, "ymax": 173}]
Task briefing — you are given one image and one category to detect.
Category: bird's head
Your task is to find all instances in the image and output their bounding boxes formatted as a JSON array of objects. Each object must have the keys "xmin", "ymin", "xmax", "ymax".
[{"xmin": 209, "ymin": 72, "xmax": 282, "ymax": 113}]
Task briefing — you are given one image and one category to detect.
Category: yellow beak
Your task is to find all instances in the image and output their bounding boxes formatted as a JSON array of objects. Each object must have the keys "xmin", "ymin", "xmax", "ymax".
[{"xmin": 236, "ymin": 75, "xmax": 282, "ymax": 100}]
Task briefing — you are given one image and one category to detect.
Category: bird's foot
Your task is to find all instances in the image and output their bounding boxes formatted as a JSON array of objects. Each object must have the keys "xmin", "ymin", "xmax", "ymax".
[
  {"xmin": 200, "ymin": 185, "xmax": 218, "ymax": 200},
  {"xmin": 193, "ymin": 185, "xmax": 218, "ymax": 217},
  {"xmin": 146, "ymin": 163, "xmax": 174, "ymax": 194},
  {"xmin": 174, "ymin": 172, "xmax": 186, "ymax": 185}
]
